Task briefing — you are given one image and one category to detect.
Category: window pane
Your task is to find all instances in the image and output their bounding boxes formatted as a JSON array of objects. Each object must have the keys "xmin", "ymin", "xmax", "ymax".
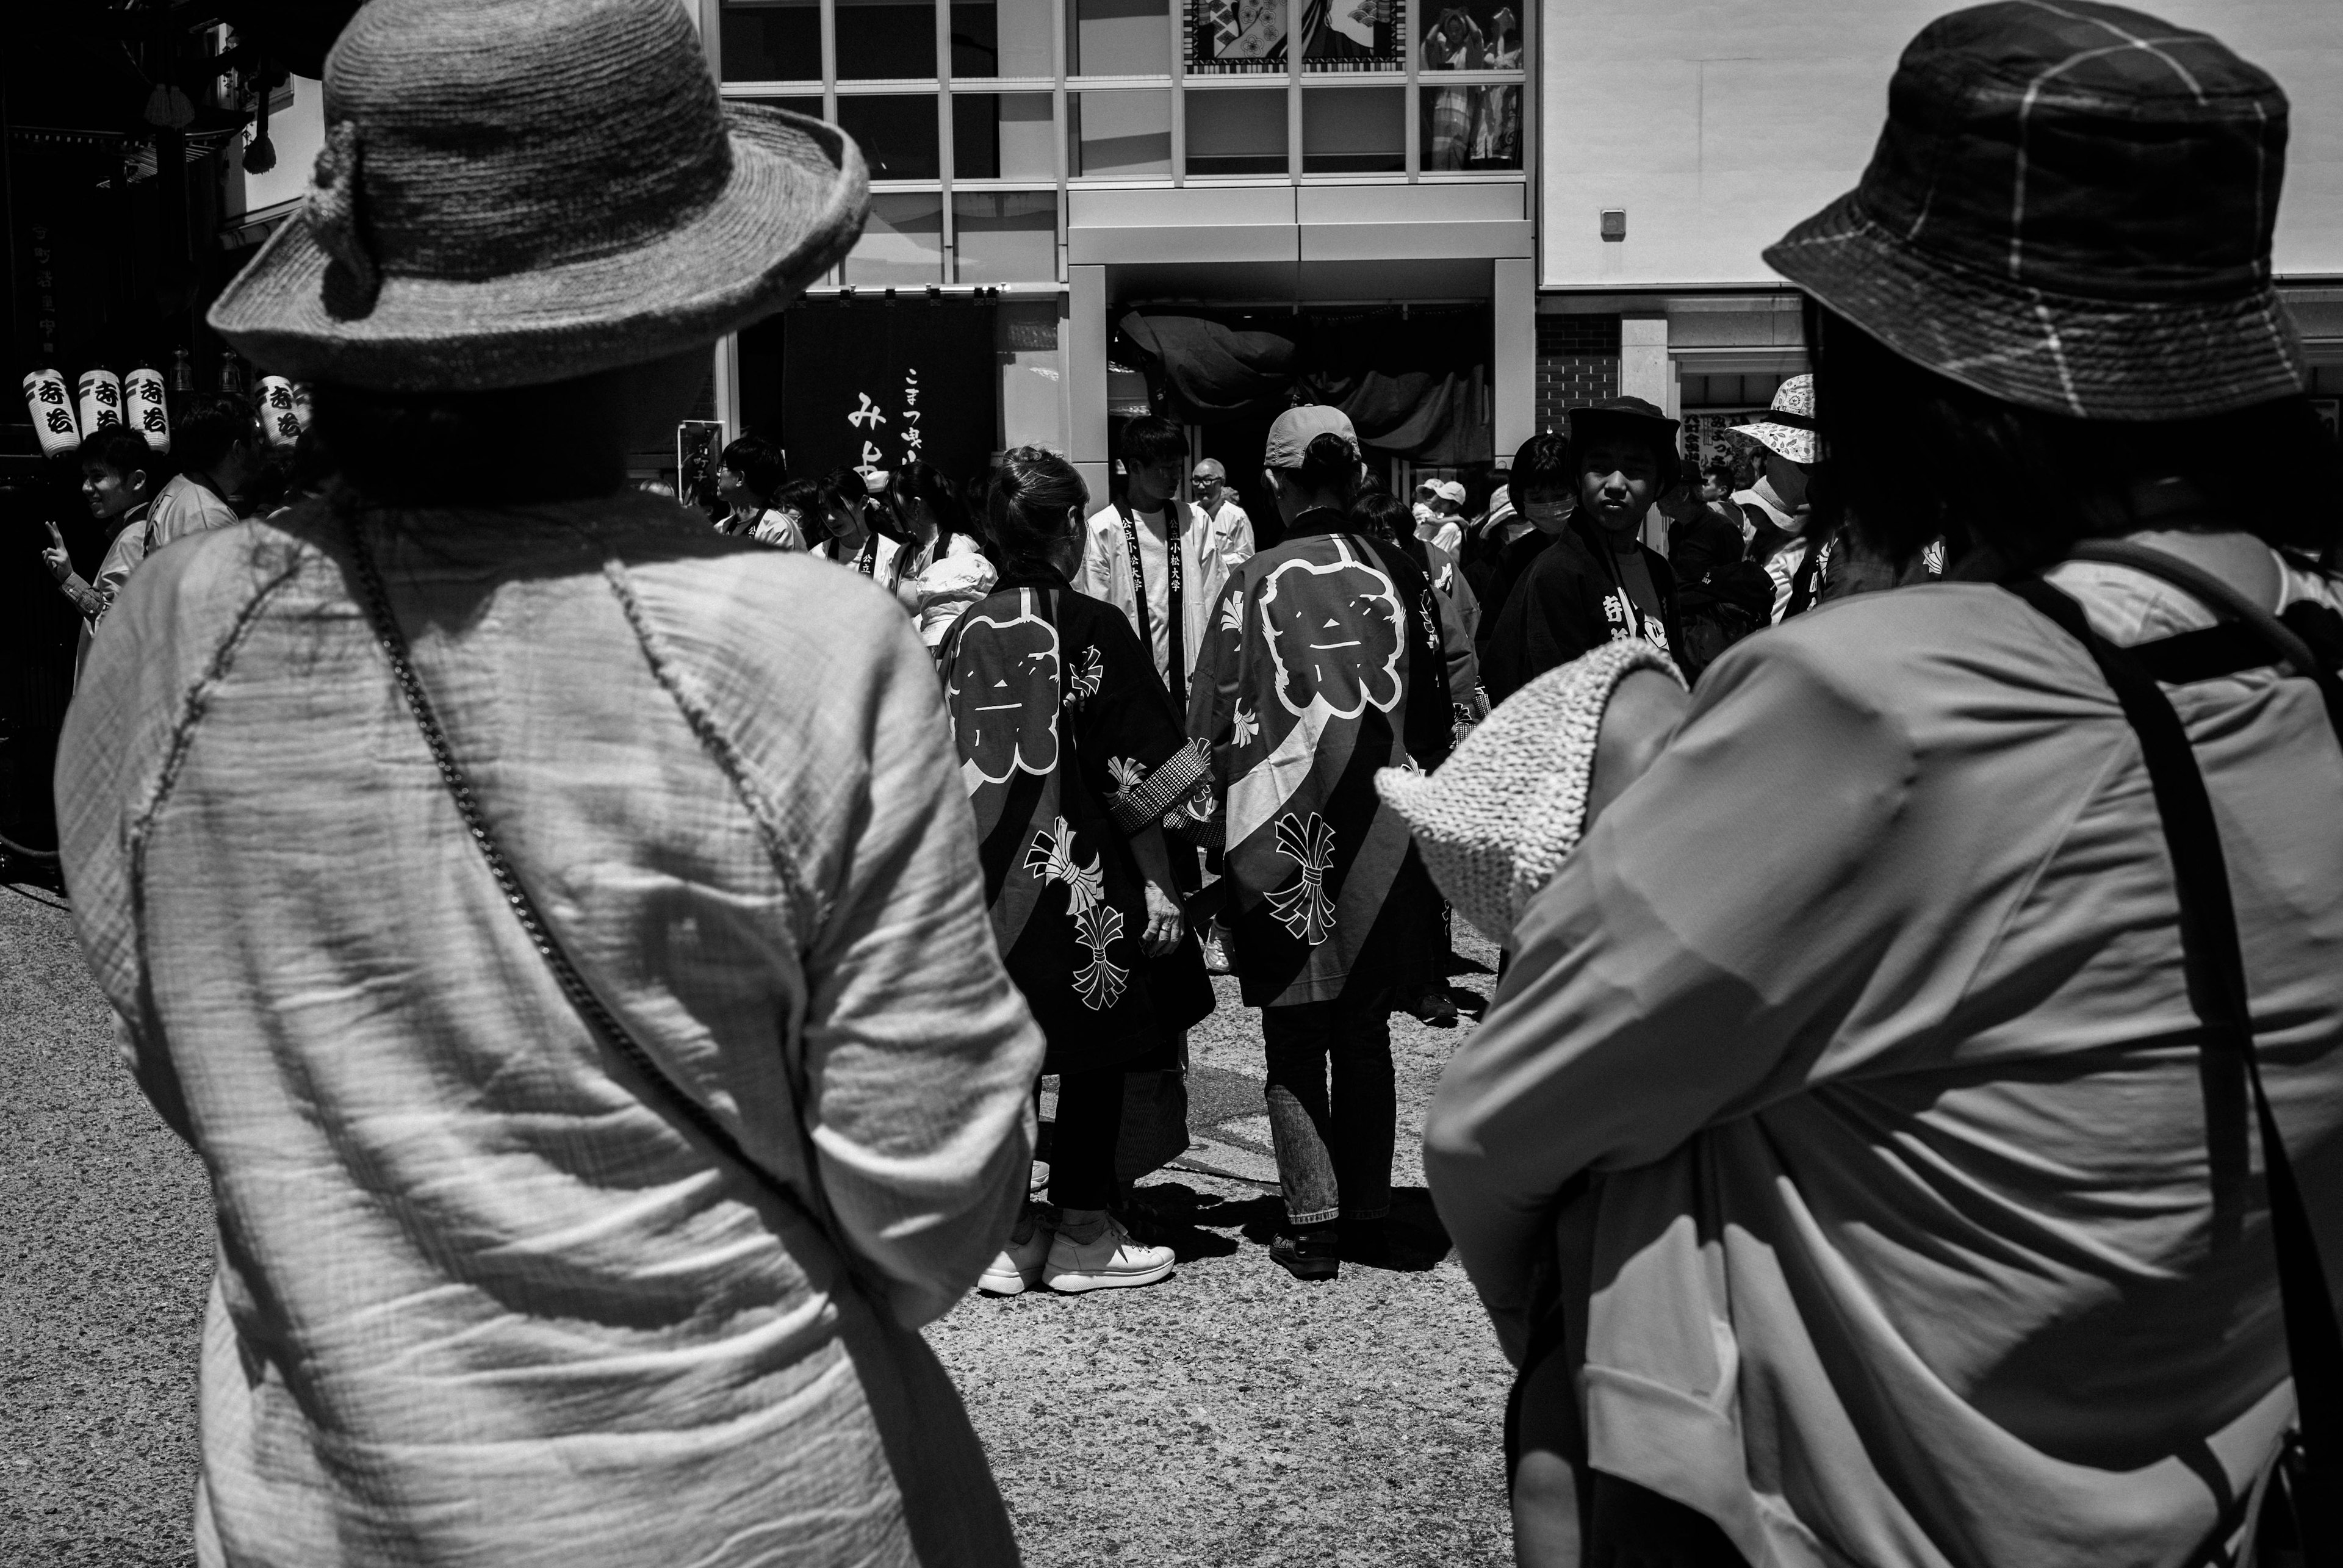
[
  {"xmin": 1070, "ymin": 90, "xmax": 1171, "ymax": 177},
  {"xmin": 838, "ymin": 0, "xmax": 938, "ymax": 78},
  {"xmin": 1302, "ymin": 85, "xmax": 1401, "ymax": 173},
  {"xmin": 955, "ymin": 191, "xmax": 1058, "ymax": 282},
  {"xmin": 844, "ymin": 192, "xmax": 946, "ymax": 284},
  {"xmin": 721, "ymin": 0, "xmax": 822, "ymax": 82},
  {"xmin": 836, "ymin": 95, "xmax": 942, "ymax": 179},
  {"xmin": 954, "ymin": 93, "xmax": 1057, "ymax": 179},
  {"xmin": 736, "ymin": 95, "xmax": 826, "ymax": 120},
  {"xmin": 1184, "ymin": 88, "xmax": 1286, "ymax": 176},
  {"xmin": 1420, "ymin": 82, "xmax": 1520, "ymax": 170},
  {"xmin": 1072, "ymin": 0, "xmax": 1170, "ymax": 76},
  {"xmin": 953, "ymin": 0, "xmax": 1054, "ymax": 76},
  {"xmin": 1419, "ymin": 0, "xmax": 1522, "ymax": 69},
  {"xmin": 1306, "ymin": 0, "xmax": 1399, "ymax": 70}
]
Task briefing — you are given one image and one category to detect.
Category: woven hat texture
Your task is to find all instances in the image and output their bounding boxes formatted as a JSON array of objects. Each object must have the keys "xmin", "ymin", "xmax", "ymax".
[
  {"xmin": 209, "ymin": 0, "xmax": 869, "ymax": 390},
  {"xmin": 1765, "ymin": 1, "xmax": 2303, "ymax": 421},
  {"xmin": 1733, "ymin": 374, "xmax": 1819, "ymax": 465},
  {"xmin": 1375, "ymin": 639, "xmax": 1683, "ymax": 944}
]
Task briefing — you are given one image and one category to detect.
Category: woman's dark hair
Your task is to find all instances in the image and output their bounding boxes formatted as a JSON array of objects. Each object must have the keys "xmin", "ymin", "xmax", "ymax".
[
  {"xmin": 984, "ymin": 447, "xmax": 1089, "ymax": 573},
  {"xmin": 770, "ymin": 477, "xmax": 821, "ymax": 531},
  {"xmin": 719, "ymin": 435, "xmax": 786, "ymax": 503},
  {"xmin": 888, "ymin": 459, "xmax": 976, "ymax": 556},
  {"xmin": 1281, "ymin": 431, "xmax": 1361, "ymax": 509},
  {"xmin": 1809, "ymin": 298, "xmax": 2343, "ymax": 575},
  {"xmin": 1347, "ymin": 486, "xmax": 1410, "ymax": 544},
  {"xmin": 312, "ymin": 377, "xmax": 627, "ymax": 504},
  {"xmin": 1509, "ymin": 432, "xmax": 1573, "ymax": 500}
]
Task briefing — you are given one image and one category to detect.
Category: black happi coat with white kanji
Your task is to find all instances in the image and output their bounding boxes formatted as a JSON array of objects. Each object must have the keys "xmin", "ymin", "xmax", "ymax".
[
  {"xmin": 939, "ymin": 570, "xmax": 1214, "ymax": 1070},
  {"xmin": 1188, "ymin": 512, "xmax": 1453, "ymax": 1009}
]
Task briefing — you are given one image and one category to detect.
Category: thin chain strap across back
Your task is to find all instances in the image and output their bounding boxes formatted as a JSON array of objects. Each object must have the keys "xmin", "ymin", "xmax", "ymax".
[{"xmin": 342, "ymin": 519, "xmax": 830, "ymax": 1235}]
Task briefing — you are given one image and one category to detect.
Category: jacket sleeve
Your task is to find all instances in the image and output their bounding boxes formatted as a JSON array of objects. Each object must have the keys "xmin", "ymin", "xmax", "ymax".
[
  {"xmin": 1422, "ymin": 635, "xmax": 1913, "ymax": 1356},
  {"xmin": 796, "ymin": 599, "xmax": 1045, "ymax": 1327},
  {"xmin": 1517, "ymin": 558, "xmax": 1603, "ymax": 688}
]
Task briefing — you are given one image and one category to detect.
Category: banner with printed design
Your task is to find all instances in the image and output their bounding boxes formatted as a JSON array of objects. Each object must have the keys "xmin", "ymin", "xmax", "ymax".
[{"xmin": 779, "ymin": 302, "xmax": 998, "ymax": 484}]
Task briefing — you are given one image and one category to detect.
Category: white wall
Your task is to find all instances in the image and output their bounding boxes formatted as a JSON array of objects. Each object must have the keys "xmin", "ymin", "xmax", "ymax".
[
  {"xmin": 1540, "ymin": 0, "xmax": 2343, "ymax": 289},
  {"xmin": 221, "ymin": 76, "xmax": 326, "ymax": 220}
]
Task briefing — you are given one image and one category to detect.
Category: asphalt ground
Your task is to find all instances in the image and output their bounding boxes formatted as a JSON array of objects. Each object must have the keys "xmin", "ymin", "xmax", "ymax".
[{"xmin": 2, "ymin": 869, "xmax": 1515, "ymax": 1567}]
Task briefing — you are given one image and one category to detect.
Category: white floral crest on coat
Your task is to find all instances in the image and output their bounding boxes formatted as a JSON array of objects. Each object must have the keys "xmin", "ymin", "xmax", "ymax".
[
  {"xmin": 1067, "ymin": 645, "xmax": 1105, "ymax": 707},
  {"xmin": 1025, "ymin": 817, "xmax": 1127, "ymax": 1009},
  {"xmin": 1267, "ymin": 812, "xmax": 1337, "ymax": 946}
]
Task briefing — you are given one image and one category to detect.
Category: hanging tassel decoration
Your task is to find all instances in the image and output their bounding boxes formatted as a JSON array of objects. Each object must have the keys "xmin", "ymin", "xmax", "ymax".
[{"xmin": 244, "ymin": 63, "xmax": 277, "ymax": 174}]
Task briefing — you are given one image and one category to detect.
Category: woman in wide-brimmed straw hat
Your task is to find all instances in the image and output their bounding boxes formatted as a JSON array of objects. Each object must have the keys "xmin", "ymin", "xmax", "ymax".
[
  {"xmin": 1425, "ymin": 4, "xmax": 2343, "ymax": 1564},
  {"xmin": 55, "ymin": 2, "xmax": 1042, "ymax": 1564}
]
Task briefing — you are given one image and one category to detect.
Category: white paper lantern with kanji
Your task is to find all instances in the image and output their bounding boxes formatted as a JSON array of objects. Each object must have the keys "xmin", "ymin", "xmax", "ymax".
[
  {"xmin": 77, "ymin": 369, "xmax": 125, "ymax": 438},
  {"xmin": 21, "ymin": 369, "xmax": 79, "ymax": 458},
  {"xmin": 255, "ymin": 375, "xmax": 304, "ymax": 449},
  {"xmin": 123, "ymin": 369, "xmax": 171, "ymax": 454}
]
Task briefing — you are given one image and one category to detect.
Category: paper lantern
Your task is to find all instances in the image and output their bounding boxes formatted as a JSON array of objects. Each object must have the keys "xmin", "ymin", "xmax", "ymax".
[
  {"xmin": 123, "ymin": 369, "xmax": 171, "ymax": 454},
  {"xmin": 77, "ymin": 369, "xmax": 124, "ymax": 438},
  {"xmin": 254, "ymin": 375, "xmax": 304, "ymax": 449},
  {"xmin": 21, "ymin": 370, "xmax": 79, "ymax": 459}
]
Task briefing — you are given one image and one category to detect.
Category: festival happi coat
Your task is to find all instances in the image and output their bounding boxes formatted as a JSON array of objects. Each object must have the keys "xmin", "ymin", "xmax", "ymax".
[
  {"xmin": 1187, "ymin": 512, "xmax": 1453, "ymax": 1007},
  {"xmin": 940, "ymin": 571, "xmax": 1214, "ymax": 1065}
]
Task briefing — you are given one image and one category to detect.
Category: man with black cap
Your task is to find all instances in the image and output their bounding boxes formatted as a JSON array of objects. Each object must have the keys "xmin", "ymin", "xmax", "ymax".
[{"xmin": 1481, "ymin": 395, "xmax": 1683, "ymax": 703}]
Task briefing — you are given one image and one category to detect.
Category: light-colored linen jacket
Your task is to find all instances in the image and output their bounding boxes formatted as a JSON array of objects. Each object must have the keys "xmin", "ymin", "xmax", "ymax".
[
  {"xmin": 57, "ymin": 492, "xmax": 1044, "ymax": 1568},
  {"xmin": 1425, "ymin": 552, "xmax": 2343, "ymax": 1567}
]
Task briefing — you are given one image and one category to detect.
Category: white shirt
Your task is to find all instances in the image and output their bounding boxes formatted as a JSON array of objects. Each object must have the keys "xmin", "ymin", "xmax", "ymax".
[
  {"xmin": 1202, "ymin": 498, "xmax": 1258, "ymax": 573},
  {"xmin": 1076, "ymin": 499, "xmax": 1230, "ymax": 692}
]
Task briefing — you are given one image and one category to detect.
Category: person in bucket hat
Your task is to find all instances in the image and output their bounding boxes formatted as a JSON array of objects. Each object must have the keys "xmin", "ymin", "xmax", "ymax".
[
  {"xmin": 56, "ymin": 3, "xmax": 1043, "ymax": 1565},
  {"xmin": 1428, "ymin": 5, "xmax": 2343, "ymax": 1565},
  {"xmin": 1720, "ymin": 375, "xmax": 1832, "ymax": 621}
]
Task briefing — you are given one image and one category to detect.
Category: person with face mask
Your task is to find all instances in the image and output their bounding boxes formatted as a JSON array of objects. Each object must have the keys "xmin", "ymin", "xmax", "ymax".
[{"xmin": 1481, "ymin": 399, "xmax": 1685, "ymax": 703}]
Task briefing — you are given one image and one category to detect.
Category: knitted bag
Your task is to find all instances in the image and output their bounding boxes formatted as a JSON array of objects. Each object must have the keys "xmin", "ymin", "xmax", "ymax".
[{"xmin": 1375, "ymin": 639, "xmax": 1683, "ymax": 944}]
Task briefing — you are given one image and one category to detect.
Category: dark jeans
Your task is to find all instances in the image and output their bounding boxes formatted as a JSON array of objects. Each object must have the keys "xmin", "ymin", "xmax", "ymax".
[
  {"xmin": 1048, "ymin": 1069, "xmax": 1123, "ymax": 1210},
  {"xmin": 1261, "ymin": 990, "xmax": 1395, "ymax": 1227}
]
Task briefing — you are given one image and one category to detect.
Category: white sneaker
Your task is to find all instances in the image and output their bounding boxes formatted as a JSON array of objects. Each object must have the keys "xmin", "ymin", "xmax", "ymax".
[
  {"xmin": 1199, "ymin": 924, "xmax": 1234, "ymax": 975},
  {"xmin": 978, "ymin": 1209, "xmax": 1055, "ymax": 1296},
  {"xmin": 1043, "ymin": 1215, "xmax": 1175, "ymax": 1293}
]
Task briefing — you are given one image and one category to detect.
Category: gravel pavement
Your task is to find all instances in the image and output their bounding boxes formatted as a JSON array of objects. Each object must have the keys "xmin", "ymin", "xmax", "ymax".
[{"xmin": 2, "ymin": 869, "xmax": 1516, "ymax": 1567}]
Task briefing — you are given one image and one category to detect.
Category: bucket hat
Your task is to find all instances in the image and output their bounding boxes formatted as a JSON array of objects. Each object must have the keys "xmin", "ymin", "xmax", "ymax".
[
  {"xmin": 209, "ymin": 0, "xmax": 869, "ymax": 392},
  {"xmin": 1764, "ymin": 1, "xmax": 2303, "ymax": 422},
  {"xmin": 1734, "ymin": 375, "xmax": 1818, "ymax": 466},
  {"xmin": 1376, "ymin": 638, "xmax": 1683, "ymax": 943}
]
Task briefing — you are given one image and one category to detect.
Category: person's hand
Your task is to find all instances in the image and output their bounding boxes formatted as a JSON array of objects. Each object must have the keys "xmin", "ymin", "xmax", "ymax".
[
  {"xmin": 40, "ymin": 520, "xmax": 71, "ymax": 583},
  {"xmin": 1140, "ymin": 882, "xmax": 1185, "ymax": 958}
]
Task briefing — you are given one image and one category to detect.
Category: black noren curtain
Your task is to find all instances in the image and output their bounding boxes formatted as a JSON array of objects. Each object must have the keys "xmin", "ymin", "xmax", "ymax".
[{"xmin": 1116, "ymin": 306, "xmax": 1492, "ymax": 466}]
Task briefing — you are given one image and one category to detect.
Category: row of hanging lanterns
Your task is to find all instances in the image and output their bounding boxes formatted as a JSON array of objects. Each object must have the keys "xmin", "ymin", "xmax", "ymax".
[{"xmin": 19, "ymin": 367, "xmax": 311, "ymax": 460}]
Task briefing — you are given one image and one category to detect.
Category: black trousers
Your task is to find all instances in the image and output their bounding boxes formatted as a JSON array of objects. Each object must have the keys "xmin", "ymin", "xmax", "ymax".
[{"xmin": 1048, "ymin": 1069, "xmax": 1124, "ymax": 1210}]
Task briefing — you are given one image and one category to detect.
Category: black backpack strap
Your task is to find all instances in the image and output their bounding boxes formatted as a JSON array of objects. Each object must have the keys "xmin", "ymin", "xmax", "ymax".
[{"xmin": 2007, "ymin": 578, "xmax": 2343, "ymax": 1555}]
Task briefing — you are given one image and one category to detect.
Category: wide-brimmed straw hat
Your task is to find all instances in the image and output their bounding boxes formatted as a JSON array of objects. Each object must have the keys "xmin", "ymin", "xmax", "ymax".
[
  {"xmin": 1734, "ymin": 375, "xmax": 1818, "ymax": 466},
  {"xmin": 1764, "ymin": 1, "xmax": 2302, "ymax": 422},
  {"xmin": 209, "ymin": 0, "xmax": 869, "ymax": 391},
  {"xmin": 1375, "ymin": 639, "xmax": 1683, "ymax": 943}
]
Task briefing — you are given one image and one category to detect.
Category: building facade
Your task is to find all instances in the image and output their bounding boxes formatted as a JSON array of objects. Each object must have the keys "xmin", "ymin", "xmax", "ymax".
[{"xmin": 1531, "ymin": 0, "xmax": 2343, "ymax": 457}]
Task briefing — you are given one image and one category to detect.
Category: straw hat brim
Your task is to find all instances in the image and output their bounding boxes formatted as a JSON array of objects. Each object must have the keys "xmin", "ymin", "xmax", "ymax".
[
  {"xmin": 1763, "ymin": 190, "xmax": 2305, "ymax": 422},
  {"xmin": 209, "ymin": 104, "xmax": 869, "ymax": 392}
]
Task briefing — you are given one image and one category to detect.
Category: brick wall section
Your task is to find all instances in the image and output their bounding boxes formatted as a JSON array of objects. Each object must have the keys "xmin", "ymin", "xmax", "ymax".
[{"xmin": 1533, "ymin": 314, "xmax": 1622, "ymax": 437}]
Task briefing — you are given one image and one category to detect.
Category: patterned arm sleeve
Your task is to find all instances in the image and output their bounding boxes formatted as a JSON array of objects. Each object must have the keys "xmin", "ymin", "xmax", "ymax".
[
  {"xmin": 1106, "ymin": 740, "xmax": 1211, "ymax": 836},
  {"xmin": 56, "ymin": 570, "xmax": 108, "ymax": 620}
]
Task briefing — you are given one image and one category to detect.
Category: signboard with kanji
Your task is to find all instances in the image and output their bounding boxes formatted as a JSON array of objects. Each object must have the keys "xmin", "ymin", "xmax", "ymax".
[{"xmin": 779, "ymin": 303, "xmax": 998, "ymax": 485}]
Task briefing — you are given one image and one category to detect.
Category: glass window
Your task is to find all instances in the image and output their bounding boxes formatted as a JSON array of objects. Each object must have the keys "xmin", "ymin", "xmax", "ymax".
[
  {"xmin": 838, "ymin": 0, "xmax": 938, "ymax": 78},
  {"xmin": 1419, "ymin": 0, "xmax": 1521, "ymax": 69},
  {"xmin": 1183, "ymin": 88, "xmax": 1286, "ymax": 176},
  {"xmin": 1188, "ymin": 0, "xmax": 1289, "ymax": 75},
  {"xmin": 844, "ymin": 192, "xmax": 946, "ymax": 283},
  {"xmin": 952, "ymin": 0, "xmax": 1054, "ymax": 76},
  {"xmin": 1419, "ymin": 81, "xmax": 1519, "ymax": 170},
  {"xmin": 955, "ymin": 192, "xmax": 1059, "ymax": 282},
  {"xmin": 1305, "ymin": 0, "xmax": 1399, "ymax": 71},
  {"xmin": 736, "ymin": 95, "xmax": 826, "ymax": 120},
  {"xmin": 1302, "ymin": 85, "xmax": 1401, "ymax": 173},
  {"xmin": 1071, "ymin": 0, "xmax": 1171, "ymax": 76},
  {"xmin": 954, "ymin": 93, "xmax": 1058, "ymax": 179},
  {"xmin": 1070, "ymin": 91, "xmax": 1172, "ymax": 177},
  {"xmin": 720, "ymin": 0, "xmax": 822, "ymax": 82},
  {"xmin": 837, "ymin": 95, "xmax": 942, "ymax": 179}
]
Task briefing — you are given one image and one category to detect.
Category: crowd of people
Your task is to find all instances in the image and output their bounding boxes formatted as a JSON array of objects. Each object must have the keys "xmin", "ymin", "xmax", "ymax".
[{"xmin": 40, "ymin": 0, "xmax": 2343, "ymax": 1564}]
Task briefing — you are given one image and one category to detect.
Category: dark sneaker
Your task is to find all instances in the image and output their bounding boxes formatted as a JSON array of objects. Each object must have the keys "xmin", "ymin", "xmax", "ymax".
[
  {"xmin": 1410, "ymin": 989, "xmax": 1459, "ymax": 1027},
  {"xmin": 1270, "ymin": 1227, "xmax": 1341, "ymax": 1281}
]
